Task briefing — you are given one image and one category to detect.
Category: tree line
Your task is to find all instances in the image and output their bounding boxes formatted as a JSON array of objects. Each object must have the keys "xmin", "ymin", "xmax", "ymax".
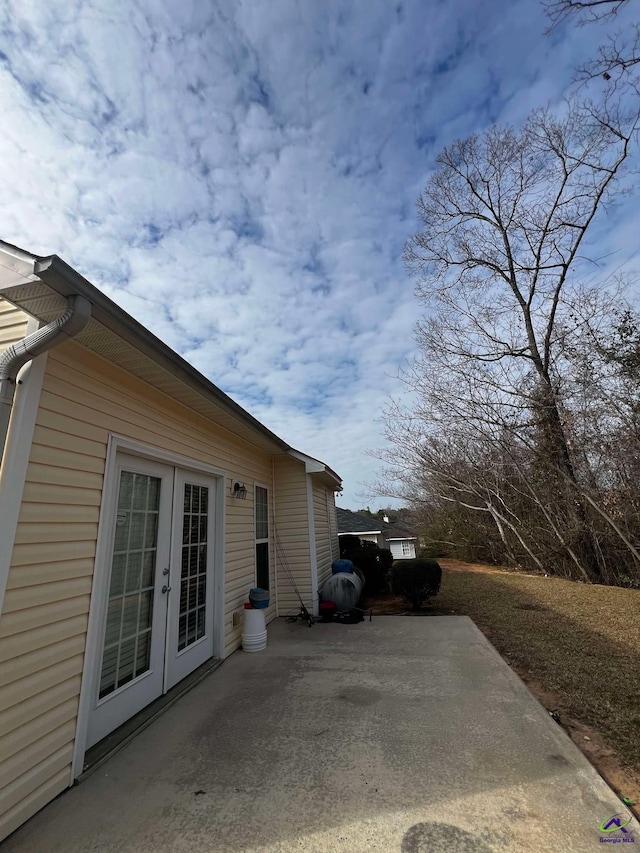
[{"xmin": 376, "ymin": 0, "xmax": 640, "ymax": 586}]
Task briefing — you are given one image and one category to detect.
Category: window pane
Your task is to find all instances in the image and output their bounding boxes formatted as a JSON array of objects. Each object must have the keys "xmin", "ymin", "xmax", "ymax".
[
  {"xmin": 104, "ymin": 598, "xmax": 123, "ymax": 647},
  {"xmin": 121, "ymin": 594, "xmax": 140, "ymax": 639},
  {"xmin": 255, "ymin": 486, "xmax": 268, "ymax": 540},
  {"xmin": 145, "ymin": 512, "xmax": 158, "ymax": 548},
  {"xmin": 197, "ymin": 575, "xmax": 207, "ymax": 606},
  {"xmin": 100, "ymin": 470, "xmax": 160, "ymax": 699},
  {"xmin": 135, "ymin": 631, "xmax": 151, "ymax": 678},
  {"xmin": 129, "ymin": 512, "xmax": 146, "ymax": 550},
  {"xmin": 178, "ymin": 482, "xmax": 208, "ymax": 651},
  {"xmin": 125, "ymin": 551, "xmax": 143, "ymax": 593},
  {"xmin": 141, "ymin": 550, "xmax": 156, "ymax": 587},
  {"xmin": 187, "ymin": 610, "xmax": 197, "ymax": 646},
  {"xmin": 132, "ymin": 474, "xmax": 149, "ymax": 510},
  {"xmin": 117, "ymin": 637, "xmax": 136, "ymax": 686},
  {"xmin": 188, "ymin": 580, "xmax": 198, "ymax": 610},
  {"xmin": 113, "ymin": 511, "xmax": 130, "ymax": 552},
  {"xmin": 139, "ymin": 589, "xmax": 153, "ymax": 628},
  {"xmin": 197, "ymin": 607, "xmax": 206, "ymax": 637},
  {"xmin": 147, "ymin": 477, "xmax": 159, "ymax": 509},
  {"xmin": 118, "ymin": 472, "xmax": 134, "ymax": 508},
  {"xmin": 99, "ymin": 646, "xmax": 118, "ymax": 698},
  {"xmin": 110, "ymin": 553, "xmax": 127, "ymax": 597}
]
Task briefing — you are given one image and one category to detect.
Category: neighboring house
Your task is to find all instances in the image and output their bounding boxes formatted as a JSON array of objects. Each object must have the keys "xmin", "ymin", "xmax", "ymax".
[
  {"xmin": 383, "ymin": 523, "xmax": 418, "ymax": 560},
  {"xmin": 336, "ymin": 507, "xmax": 417, "ymax": 559},
  {"xmin": 335, "ymin": 507, "xmax": 386, "ymax": 549},
  {"xmin": 0, "ymin": 241, "xmax": 341, "ymax": 842}
]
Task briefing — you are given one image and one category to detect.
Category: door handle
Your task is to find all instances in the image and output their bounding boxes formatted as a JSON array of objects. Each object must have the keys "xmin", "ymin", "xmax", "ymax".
[
  {"xmin": 162, "ymin": 567, "xmax": 170, "ymax": 576},
  {"xmin": 162, "ymin": 585, "xmax": 171, "ymax": 594}
]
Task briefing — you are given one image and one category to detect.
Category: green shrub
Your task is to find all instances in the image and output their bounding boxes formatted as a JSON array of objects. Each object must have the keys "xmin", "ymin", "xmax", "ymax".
[
  {"xmin": 339, "ymin": 535, "xmax": 361, "ymax": 557},
  {"xmin": 377, "ymin": 546, "xmax": 394, "ymax": 572},
  {"xmin": 342, "ymin": 540, "xmax": 393, "ymax": 595},
  {"xmin": 390, "ymin": 558, "xmax": 442, "ymax": 610}
]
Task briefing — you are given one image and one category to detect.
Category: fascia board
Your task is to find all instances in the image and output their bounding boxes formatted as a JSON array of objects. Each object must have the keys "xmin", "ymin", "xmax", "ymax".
[
  {"xmin": 338, "ymin": 529, "xmax": 382, "ymax": 536},
  {"xmin": 9, "ymin": 252, "xmax": 290, "ymax": 454}
]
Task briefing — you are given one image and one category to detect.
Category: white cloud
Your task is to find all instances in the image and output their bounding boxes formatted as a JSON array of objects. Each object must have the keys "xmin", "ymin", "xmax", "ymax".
[{"xmin": 0, "ymin": 0, "xmax": 638, "ymax": 507}]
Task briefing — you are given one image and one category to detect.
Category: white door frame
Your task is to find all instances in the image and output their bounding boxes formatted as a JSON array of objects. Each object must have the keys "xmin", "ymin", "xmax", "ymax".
[{"xmin": 72, "ymin": 434, "xmax": 226, "ymax": 781}]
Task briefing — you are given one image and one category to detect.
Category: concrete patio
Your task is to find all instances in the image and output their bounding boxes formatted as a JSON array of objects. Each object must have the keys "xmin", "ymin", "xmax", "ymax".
[{"xmin": 3, "ymin": 616, "xmax": 627, "ymax": 852}]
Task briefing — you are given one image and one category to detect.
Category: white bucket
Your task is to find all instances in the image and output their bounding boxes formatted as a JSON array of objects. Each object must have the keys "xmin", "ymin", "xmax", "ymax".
[{"xmin": 242, "ymin": 608, "xmax": 267, "ymax": 652}]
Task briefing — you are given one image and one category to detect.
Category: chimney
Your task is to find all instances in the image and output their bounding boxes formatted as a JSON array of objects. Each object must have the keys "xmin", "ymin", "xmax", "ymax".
[{"xmin": 383, "ymin": 515, "xmax": 389, "ymax": 523}]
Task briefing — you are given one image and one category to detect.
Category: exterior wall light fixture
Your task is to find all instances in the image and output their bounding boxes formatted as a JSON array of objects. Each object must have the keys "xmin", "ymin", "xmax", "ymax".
[{"xmin": 232, "ymin": 480, "xmax": 248, "ymax": 500}]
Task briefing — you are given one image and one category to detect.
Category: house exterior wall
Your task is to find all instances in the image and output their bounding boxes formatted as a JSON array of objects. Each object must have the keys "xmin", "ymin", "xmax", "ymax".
[
  {"xmin": 312, "ymin": 482, "xmax": 339, "ymax": 593},
  {"xmin": 0, "ymin": 340, "xmax": 279, "ymax": 841},
  {"xmin": 272, "ymin": 456, "xmax": 312, "ymax": 616},
  {"xmin": 388, "ymin": 540, "xmax": 416, "ymax": 560},
  {"xmin": 0, "ymin": 298, "xmax": 29, "ymax": 353}
]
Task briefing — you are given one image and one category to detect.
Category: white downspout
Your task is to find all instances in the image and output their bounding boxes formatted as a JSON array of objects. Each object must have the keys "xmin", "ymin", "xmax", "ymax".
[
  {"xmin": 0, "ymin": 295, "xmax": 91, "ymax": 462},
  {"xmin": 305, "ymin": 473, "xmax": 319, "ymax": 616}
]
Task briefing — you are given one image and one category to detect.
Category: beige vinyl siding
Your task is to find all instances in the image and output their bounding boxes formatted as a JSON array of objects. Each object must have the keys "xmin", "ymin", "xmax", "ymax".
[
  {"xmin": 0, "ymin": 298, "xmax": 29, "ymax": 354},
  {"xmin": 0, "ymin": 340, "xmax": 277, "ymax": 840},
  {"xmin": 273, "ymin": 456, "xmax": 312, "ymax": 616},
  {"xmin": 313, "ymin": 481, "xmax": 336, "ymax": 592},
  {"xmin": 388, "ymin": 540, "xmax": 416, "ymax": 560}
]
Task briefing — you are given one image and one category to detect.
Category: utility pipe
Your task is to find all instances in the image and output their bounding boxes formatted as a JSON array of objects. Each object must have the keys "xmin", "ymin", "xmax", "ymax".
[{"xmin": 0, "ymin": 294, "xmax": 91, "ymax": 461}]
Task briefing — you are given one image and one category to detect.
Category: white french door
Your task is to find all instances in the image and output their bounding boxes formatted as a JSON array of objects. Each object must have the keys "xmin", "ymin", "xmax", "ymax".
[
  {"xmin": 87, "ymin": 454, "xmax": 218, "ymax": 749},
  {"xmin": 165, "ymin": 469, "xmax": 216, "ymax": 688}
]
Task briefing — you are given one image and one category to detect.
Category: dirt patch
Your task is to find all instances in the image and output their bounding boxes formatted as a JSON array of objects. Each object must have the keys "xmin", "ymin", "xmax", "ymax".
[
  {"xmin": 438, "ymin": 558, "xmax": 511, "ymax": 575},
  {"xmin": 363, "ymin": 589, "xmax": 442, "ymax": 616},
  {"xmin": 365, "ymin": 560, "xmax": 640, "ymax": 818}
]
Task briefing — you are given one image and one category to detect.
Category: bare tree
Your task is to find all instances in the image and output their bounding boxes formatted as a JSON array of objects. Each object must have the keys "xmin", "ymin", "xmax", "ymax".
[
  {"xmin": 543, "ymin": 0, "xmax": 640, "ymax": 86},
  {"xmin": 382, "ymin": 97, "xmax": 640, "ymax": 582},
  {"xmin": 544, "ymin": 0, "xmax": 630, "ymax": 26}
]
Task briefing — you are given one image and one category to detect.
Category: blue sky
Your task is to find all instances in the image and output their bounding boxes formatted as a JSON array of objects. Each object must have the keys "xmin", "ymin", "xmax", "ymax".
[{"xmin": 0, "ymin": 0, "xmax": 638, "ymax": 508}]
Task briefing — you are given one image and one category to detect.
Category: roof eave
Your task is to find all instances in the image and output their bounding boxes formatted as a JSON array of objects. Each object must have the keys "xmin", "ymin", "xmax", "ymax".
[
  {"xmin": 288, "ymin": 449, "xmax": 342, "ymax": 488},
  {"xmin": 338, "ymin": 529, "xmax": 382, "ymax": 536},
  {"xmin": 385, "ymin": 536, "xmax": 417, "ymax": 541},
  {"xmin": 2, "ymin": 248, "xmax": 289, "ymax": 454},
  {"xmin": 1, "ymin": 241, "xmax": 344, "ymax": 477}
]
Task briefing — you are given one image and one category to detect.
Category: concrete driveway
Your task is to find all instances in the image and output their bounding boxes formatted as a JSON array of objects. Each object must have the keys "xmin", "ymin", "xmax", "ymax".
[{"xmin": 3, "ymin": 616, "xmax": 629, "ymax": 852}]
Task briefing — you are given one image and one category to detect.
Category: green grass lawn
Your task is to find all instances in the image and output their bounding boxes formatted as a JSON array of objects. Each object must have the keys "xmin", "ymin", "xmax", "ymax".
[{"xmin": 430, "ymin": 561, "xmax": 640, "ymax": 775}]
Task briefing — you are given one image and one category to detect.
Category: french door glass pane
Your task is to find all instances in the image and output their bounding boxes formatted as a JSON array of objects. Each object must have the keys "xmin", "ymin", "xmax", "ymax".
[
  {"xmin": 99, "ymin": 471, "xmax": 161, "ymax": 699},
  {"xmin": 178, "ymin": 483, "xmax": 208, "ymax": 651}
]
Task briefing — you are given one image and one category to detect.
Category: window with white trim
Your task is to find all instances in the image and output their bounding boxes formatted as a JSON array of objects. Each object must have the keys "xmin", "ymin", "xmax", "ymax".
[
  {"xmin": 401, "ymin": 541, "xmax": 412, "ymax": 557},
  {"xmin": 255, "ymin": 485, "xmax": 269, "ymax": 590}
]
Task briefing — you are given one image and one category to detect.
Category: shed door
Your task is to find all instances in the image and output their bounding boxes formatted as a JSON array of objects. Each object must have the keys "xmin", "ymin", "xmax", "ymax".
[{"xmin": 87, "ymin": 455, "xmax": 217, "ymax": 749}]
